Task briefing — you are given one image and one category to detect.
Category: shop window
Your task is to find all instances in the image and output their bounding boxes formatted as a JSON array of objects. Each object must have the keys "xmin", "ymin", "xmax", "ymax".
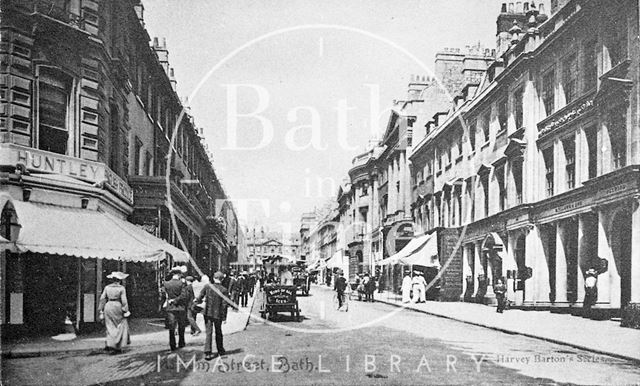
[
  {"xmin": 542, "ymin": 69, "xmax": 555, "ymax": 117},
  {"xmin": 585, "ymin": 125, "xmax": 597, "ymax": 179},
  {"xmin": 38, "ymin": 67, "xmax": 72, "ymax": 155},
  {"xmin": 583, "ymin": 40, "xmax": 598, "ymax": 92},
  {"xmin": 610, "ymin": 110, "xmax": 627, "ymax": 170},
  {"xmin": 562, "ymin": 53, "xmax": 578, "ymax": 105},
  {"xmin": 543, "ymin": 147, "xmax": 554, "ymax": 197},
  {"xmin": 513, "ymin": 87, "xmax": 524, "ymax": 130},
  {"xmin": 563, "ymin": 137, "xmax": 576, "ymax": 189},
  {"xmin": 497, "ymin": 98, "xmax": 508, "ymax": 134}
]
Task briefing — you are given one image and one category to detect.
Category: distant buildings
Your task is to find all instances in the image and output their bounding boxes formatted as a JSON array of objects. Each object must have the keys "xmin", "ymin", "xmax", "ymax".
[{"xmin": 302, "ymin": 0, "xmax": 640, "ymax": 326}]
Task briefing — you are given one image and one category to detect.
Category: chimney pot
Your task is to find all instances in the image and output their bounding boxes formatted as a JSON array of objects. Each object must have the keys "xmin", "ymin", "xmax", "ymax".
[
  {"xmin": 153, "ymin": 37, "xmax": 158, "ymax": 46},
  {"xmin": 501, "ymin": 3, "xmax": 507, "ymax": 12},
  {"xmin": 516, "ymin": 2, "xmax": 522, "ymax": 13},
  {"xmin": 509, "ymin": 2, "xmax": 514, "ymax": 12},
  {"xmin": 523, "ymin": 2, "xmax": 529, "ymax": 11}
]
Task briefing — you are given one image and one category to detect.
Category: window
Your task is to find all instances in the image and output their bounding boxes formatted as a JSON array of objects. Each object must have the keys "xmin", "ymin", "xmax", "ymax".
[
  {"xmin": 498, "ymin": 98, "xmax": 508, "ymax": 134},
  {"xmin": 496, "ymin": 167, "xmax": 506, "ymax": 211},
  {"xmin": 605, "ymin": 16, "xmax": 627, "ymax": 68},
  {"xmin": 481, "ymin": 111, "xmax": 490, "ymax": 143},
  {"xmin": 143, "ymin": 151, "xmax": 152, "ymax": 176},
  {"xmin": 437, "ymin": 149, "xmax": 443, "ymax": 172},
  {"xmin": 109, "ymin": 104, "xmax": 120, "ymax": 174},
  {"xmin": 468, "ymin": 120, "xmax": 476, "ymax": 151},
  {"xmin": 38, "ymin": 68, "xmax": 72, "ymax": 155},
  {"xmin": 562, "ymin": 54, "xmax": 578, "ymax": 104},
  {"xmin": 583, "ymin": 40, "xmax": 598, "ymax": 91},
  {"xmin": 133, "ymin": 137, "xmax": 143, "ymax": 175},
  {"xmin": 543, "ymin": 147, "xmax": 554, "ymax": 197},
  {"xmin": 563, "ymin": 137, "xmax": 575, "ymax": 189},
  {"xmin": 513, "ymin": 87, "xmax": 524, "ymax": 129},
  {"xmin": 456, "ymin": 133, "xmax": 463, "ymax": 160},
  {"xmin": 542, "ymin": 69, "xmax": 555, "ymax": 117},
  {"xmin": 512, "ymin": 160, "xmax": 523, "ymax": 204},
  {"xmin": 610, "ymin": 110, "xmax": 627, "ymax": 170},
  {"xmin": 481, "ymin": 176, "xmax": 489, "ymax": 217},
  {"xmin": 585, "ymin": 126, "xmax": 597, "ymax": 179}
]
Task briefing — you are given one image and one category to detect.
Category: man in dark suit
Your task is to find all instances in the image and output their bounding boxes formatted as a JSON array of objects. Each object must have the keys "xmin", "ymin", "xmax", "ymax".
[
  {"xmin": 161, "ymin": 267, "xmax": 189, "ymax": 350},
  {"xmin": 195, "ymin": 271, "xmax": 230, "ymax": 360}
]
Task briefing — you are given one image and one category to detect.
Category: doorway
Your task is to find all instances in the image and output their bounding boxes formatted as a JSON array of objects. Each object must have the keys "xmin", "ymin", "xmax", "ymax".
[{"xmin": 25, "ymin": 253, "xmax": 78, "ymax": 335}]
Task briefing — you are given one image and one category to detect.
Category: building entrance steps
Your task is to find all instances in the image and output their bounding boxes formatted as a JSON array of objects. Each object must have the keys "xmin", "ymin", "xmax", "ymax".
[{"xmin": 369, "ymin": 289, "xmax": 640, "ymax": 363}]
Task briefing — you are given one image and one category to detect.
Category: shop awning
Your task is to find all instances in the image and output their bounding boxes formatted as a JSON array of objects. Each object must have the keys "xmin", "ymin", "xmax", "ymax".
[
  {"xmin": 376, "ymin": 233, "xmax": 431, "ymax": 266},
  {"xmin": 7, "ymin": 200, "xmax": 190, "ymax": 263},
  {"xmin": 398, "ymin": 234, "xmax": 440, "ymax": 268},
  {"xmin": 326, "ymin": 251, "xmax": 343, "ymax": 269}
]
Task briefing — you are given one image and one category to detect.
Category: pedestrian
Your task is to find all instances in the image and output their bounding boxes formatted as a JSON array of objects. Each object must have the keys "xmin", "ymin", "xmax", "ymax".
[
  {"xmin": 195, "ymin": 271, "xmax": 230, "ymax": 360},
  {"xmin": 583, "ymin": 268, "xmax": 598, "ymax": 312},
  {"xmin": 185, "ymin": 276, "xmax": 201, "ymax": 336},
  {"xmin": 356, "ymin": 274, "xmax": 364, "ymax": 301},
  {"xmin": 334, "ymin": 269, "xmax": 348, "ymax": 309},
  {"xmin": 228, "ymin": 270, "xmax": 239, "ymax": 310},
  {"xmin": 98, "ymin": 271, "xmax": 131, "ymax": 354},
  {"xmin": 238, "ymin": 272, "xmax": 248, "ymax": 307},
  {"xmin": 161, "ymin": 267, "xmax": 189, "ymax": 351},
  {"xmin": 364, "ymin": 273, "xmax": 376, "ymax": 302},
  {"xmin": 248, "ymin": 273, "xmax": 256, "ymax": 296},
  {"xmin": 411, "ymin": 271, "xmax": 427, "ymax": 303},
  {"xmin": 401, "ymin": 271, "xmax": 412, "ymax": 303},
  {"xmin": 377, "ymin": 270, "xmax": 385, "ymax": 293},
  {"xmin": 494, "ymin": 277, "xmax": 507, "ymax": 313}
]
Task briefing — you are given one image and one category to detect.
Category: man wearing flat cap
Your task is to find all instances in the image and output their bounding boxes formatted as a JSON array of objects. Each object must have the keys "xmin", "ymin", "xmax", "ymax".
[
  {"xmin": 161, "ymin": 266, "xmax": 189, "ymax": 350},
  {"xmin": 195, "ymin": 271, "xmax": 230, "ymax": 360}
]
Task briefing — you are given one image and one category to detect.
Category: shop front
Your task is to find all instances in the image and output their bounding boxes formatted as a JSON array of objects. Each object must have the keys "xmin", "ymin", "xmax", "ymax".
[{"xmin": 0, "ymin": 145, "xmax": 190, "ymax": 337}]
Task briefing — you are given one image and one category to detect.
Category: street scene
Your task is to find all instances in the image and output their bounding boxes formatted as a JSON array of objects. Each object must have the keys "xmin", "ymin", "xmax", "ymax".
[{"xmin": 2, "ymin": 0, "xmax": 640, "ymax": 385}]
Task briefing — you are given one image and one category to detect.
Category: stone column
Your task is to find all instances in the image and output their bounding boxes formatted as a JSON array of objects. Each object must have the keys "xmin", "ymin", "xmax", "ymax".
[
  {"xmin": 388, "ymin": 159, "xmax": 396, "ymax": 215},
  {"xmin": 576, "ymin": 214, "xmax": 588, "ymax": 303},
  {"xmin": 631, "ymin": 196, "xmax": 640, "ymax": 303},
  {"xmin": 596, "ymin": 209, "xmax": 612, "ymax": 306},
  {"xmin": 530, "ymin": 225, "xmax": 550, "ymax": 305},
  {"xmin": 473, "ymin": 241, "xmax": 482, "ymax": 297},
  {"xmin": 555, "ymin": 221, "xmax": 568, "ymax": 304}
]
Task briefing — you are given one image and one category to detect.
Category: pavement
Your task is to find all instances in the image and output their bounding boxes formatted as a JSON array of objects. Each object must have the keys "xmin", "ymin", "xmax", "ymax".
[
  {"xmin": 370, "ymin": 288, "xmax": 640, "ymax": 363},
  {"xmin": 0, "ymin": 287, "xmax": 258, "ymax": 359}
]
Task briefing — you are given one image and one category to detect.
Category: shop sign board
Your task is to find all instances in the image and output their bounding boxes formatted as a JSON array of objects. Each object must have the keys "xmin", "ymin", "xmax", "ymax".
[{"xmin": 0, "ymin": 144, "xmax": 133, "ymax": 203}]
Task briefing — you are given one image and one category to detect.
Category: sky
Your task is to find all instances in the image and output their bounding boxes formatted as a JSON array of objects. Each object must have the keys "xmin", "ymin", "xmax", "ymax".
[{"xmin": 141, "ymin": 0, "xmax": 513, "ymax": 233}]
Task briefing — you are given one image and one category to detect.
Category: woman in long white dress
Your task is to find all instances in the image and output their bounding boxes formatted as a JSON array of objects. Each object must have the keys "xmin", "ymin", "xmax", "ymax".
[{"xmin": 98, "ymin": 271, "xmax": 131, "ymax": 354}]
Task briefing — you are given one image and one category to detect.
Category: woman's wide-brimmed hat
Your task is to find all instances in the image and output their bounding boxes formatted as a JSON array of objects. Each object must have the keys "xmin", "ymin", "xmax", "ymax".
[{"xmin": 107, "ymin": 271, "xmax": 129, "ymax": 280}]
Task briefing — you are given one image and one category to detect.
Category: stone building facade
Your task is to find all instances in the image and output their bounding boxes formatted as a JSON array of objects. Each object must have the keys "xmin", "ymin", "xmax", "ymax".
[
  {"xmin": 409, "ymin": 0, "xmax": 640, "ymax": 322},
  {"xmin": 0, "ymin": 0, "xmax": 237, "ymax": 335}
]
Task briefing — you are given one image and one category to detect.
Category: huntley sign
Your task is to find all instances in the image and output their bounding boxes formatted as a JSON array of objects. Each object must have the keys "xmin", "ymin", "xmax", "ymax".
[{"xmin": 0, "ymin": 144, "xmax": 134, "ymax": 203}]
